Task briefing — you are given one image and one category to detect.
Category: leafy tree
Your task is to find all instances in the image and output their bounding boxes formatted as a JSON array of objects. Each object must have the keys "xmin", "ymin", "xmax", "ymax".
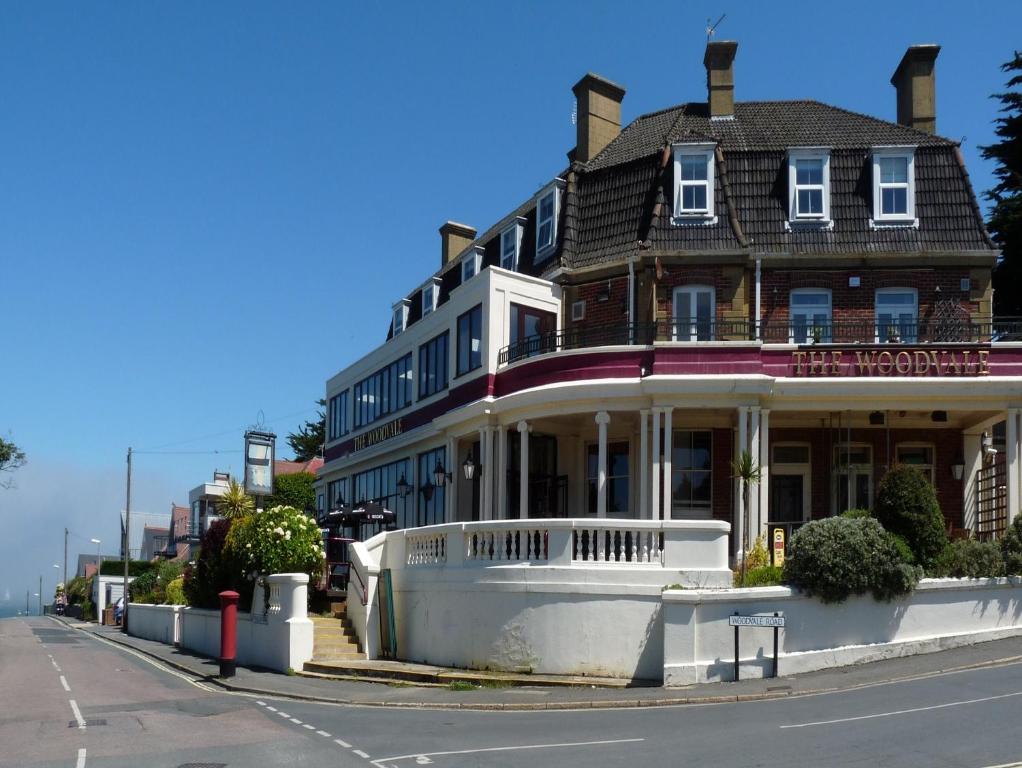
[
  {"xmin": 982, "ymin": 51, "xmax": 1022, "ymax": 315},
  {"xmin": 730, "ymin": 450, "xmax": 762, "ymax": 587},
  {"xmin": 287, "ymin": 399, "xmax": 326, "ymax": 462},
  {"xmin": 873, "ymin": 466, "xmax": 947, "ymax": 569},
  {"xmin": 0, "ymin": 436, "xmax": 26, "ymax": 489},
  {"xmin": 266, "ymin": 471, "xmax": 316, "ymax": 512},
  {"xmin": 217, "ymin": 478, "xmax": 254, "ymax": 520}
]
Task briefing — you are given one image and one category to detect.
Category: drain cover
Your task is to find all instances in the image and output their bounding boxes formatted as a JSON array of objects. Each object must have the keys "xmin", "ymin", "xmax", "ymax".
[{"xmin": 68, "ymin": 719, "xmax": 107, "ymax": 728}]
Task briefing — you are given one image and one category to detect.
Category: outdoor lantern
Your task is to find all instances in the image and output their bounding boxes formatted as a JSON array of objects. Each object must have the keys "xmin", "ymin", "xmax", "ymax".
[
  {"xmin": 419, "ymin": 481, "xmax": 434, "ymax": 502},
  {"xmin": 334, "ymin": 492, "xmax": 345, "ymax": 508},
  {"xmin": 982, "ymin": 431, "xmax": 996, "ymax": 458},
  {"xmin": 462, "ymin": 452, "xmax": 477, "ymax": 481},
  {"xmin": 869, "ymin": 411, "xmax": 885, "ymax": 426},
  {"xmin": 951, "ymin": 461, "xmax": 965, "ymax": 481},
  {"xmin": 396, "ymin": 474, "xmax": 412, "ymax": 498},
  {"xmin": 433, "ymin": 461, "xmax": 450, "ymax": 488}
]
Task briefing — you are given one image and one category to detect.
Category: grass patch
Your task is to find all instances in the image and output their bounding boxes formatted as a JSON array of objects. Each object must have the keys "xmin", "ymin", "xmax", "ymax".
[
  {"xmin": 477, "ymin": 678, "xmax": 514, "ymax": 689},
  {"xmin": 446, "ymin": 680, "xmax": 478, "ymax": 691}
]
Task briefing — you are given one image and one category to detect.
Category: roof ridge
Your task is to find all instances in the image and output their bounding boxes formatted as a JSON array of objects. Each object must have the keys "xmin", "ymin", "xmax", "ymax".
[{"xmin": 788, "ymin": 99, "xmax": 957, "ymax": 145}]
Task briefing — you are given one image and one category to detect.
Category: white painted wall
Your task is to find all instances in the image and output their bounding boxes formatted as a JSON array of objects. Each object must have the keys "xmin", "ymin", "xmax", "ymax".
[
  {"xmin": 663, "ymin": 578, "xmax": 1022, "ymax": 685},
  {"xmin": 92, "ymin": 575, "xmax": 135, "ymax": 621},
  {"xmin": 128, "ymin": 603, "xmax": 180, "ymax": 645}
]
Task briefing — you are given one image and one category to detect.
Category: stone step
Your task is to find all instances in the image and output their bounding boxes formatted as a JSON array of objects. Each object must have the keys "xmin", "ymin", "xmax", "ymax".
[
  {"xmin": 314, "ymin": 642, "xmax": 361, "ymax": 654},
  {"xmin": 311, "ymin": 651, "xmax": 365, "ymax": 662},
  {"xmin": 300, "ymin": 660, "xmax": 635, "ymax": 688}
]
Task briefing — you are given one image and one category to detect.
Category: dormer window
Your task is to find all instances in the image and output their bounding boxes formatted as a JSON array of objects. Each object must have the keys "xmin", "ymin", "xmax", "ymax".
[
  {"xmin": 461, "ymin": 246, "xmax": 484, "ymax": 283},
  {"xmin": 672, "ymin": 143, "xmax": 715, "ymax": 222},
  {"xmin": 392, "ymin": 299, "xmax": 409, "ymax": 336},
  {"xmin": 535, "ymin": 182, "xmax": 562, "ymax": 258},
  {"xmin": 787, "ymin": 149, "xmax": 831, "ymax": 225},
  {"xmin": 421, "ymin": 278, "xmax": 440, "ymax": 317},
  {"xmin": 871, "ymin": 147, "xmax": 916, "ymax": 225},
  {"xmin": 500, "ymin": 218, "xmax": 525, "ymax": 271}
]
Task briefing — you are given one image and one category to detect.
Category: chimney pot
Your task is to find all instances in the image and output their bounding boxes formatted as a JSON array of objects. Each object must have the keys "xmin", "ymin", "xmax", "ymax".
[
  {"xmin": 439, "ymin": 221, "xmax": 477, "ymax": 267},
  {"xmin": 891, "ymin": 44, "xmax": 940, "ymax": 134},
  {"xmin": 571, "ymin": 72, "xmax": 626, "ymax": 163},
  {"xmin": 704, "ymin": 40, "xmax": 738, "ymax": 118}
]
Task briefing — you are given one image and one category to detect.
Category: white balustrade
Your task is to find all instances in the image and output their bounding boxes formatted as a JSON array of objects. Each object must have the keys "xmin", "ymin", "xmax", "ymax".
[
  {"xmin": 406, "ymin": 531, "xmax": 448, "ymax": 566},
  {"xmin": 464, "ymin": 526, "xmax": 549, "ymax": 562},
  {"xmin": 572, "ymin": 527, "xmax": 663, "ymax": 565}
]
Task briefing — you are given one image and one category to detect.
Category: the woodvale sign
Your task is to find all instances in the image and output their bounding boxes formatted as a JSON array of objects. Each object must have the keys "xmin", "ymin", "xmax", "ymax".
[
  {"xmin": 791, "ymin": 348, "xmax": 990, "ymax": 377},
  {"xmin": 352, "ymin": 418, "xmax": 404, "ymax": 452}
]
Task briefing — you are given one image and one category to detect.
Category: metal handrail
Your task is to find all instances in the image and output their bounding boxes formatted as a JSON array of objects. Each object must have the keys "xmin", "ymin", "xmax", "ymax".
[
  {"xmin": 496, "ymin": 317, "xmax": 1022, "ymax": 365},
  {"xmin": 349, "ymin": 556, "xmax": 369, "ymax": 606}
]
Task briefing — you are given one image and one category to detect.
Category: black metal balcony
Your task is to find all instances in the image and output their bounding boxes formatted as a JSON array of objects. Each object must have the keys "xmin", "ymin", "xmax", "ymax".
[{"xmin": 496, "ymin": 317, "xmax": 1022, "ymax": 365}]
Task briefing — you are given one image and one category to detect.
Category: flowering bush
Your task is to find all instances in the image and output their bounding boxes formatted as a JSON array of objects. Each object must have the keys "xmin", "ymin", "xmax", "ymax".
[{"xmin": 226, "ymin": 505, "xmax": 325, "ymax": 583}]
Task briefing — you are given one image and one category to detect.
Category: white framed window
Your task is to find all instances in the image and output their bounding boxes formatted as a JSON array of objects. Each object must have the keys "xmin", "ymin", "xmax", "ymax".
[
  {"xmin": 421, "ymin": 278, "xmax": 440, "ymax": 317},
  {"xmin": 789, "ymin": 289, "xmax": 832, "ymax": 343},
  {"xmin": 500, "ymin": 219, "xmax": 525, "ymax": 271},
  {"xmin": 875, "ymin": 288, "xmax": 918, "ymax": 343},
  {"xmin": 770, "ymin": 443, "xmax": 812, "ymax": 523},
  {"xmin": 672, "ymin": 143, "xmax": 715, "ymax": 221},
  {"xmin": 787, "ymin": 149, "xmax": 831, "ymax": 224},
  {"xmin": 392, "ymin": 299, "xmax": 409, "ymax": 336},
  {"xmin": 871, "ymin": 148, "xmax": 916, "ymax": 225},
  {"xmin": 833, "ymin": 443, "xmax": 873, "ymax": 513},
  {"xmin": 895, "ymin": 443, "xmax": 935, "ymax": 484},
  {"xmin": 535, "ymin": 182, "xmax": 563, "ymax": 257},
  {"xmin": 461, "ymin": 246, "xmax": 483, "ymax": 283},
  {"xmin": 673, "ymin": 285, "xmax": 715, "ymax": 341},
  {"xmin": 571, "ymin": 300, "xmax": 585, "ymax": 322}
]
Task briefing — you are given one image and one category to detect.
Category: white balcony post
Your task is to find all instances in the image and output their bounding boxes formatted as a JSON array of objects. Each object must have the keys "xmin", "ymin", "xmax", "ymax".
[
  {"xmin": 736, "ymin": 407, "xmax": 749, "ymax": 560},
  {"xmin": 518, "ymin": 421, "xmax": 530, "ymax": 519},
  {"xmin": 662, "ymin": 407, "xmax": 674, "ymax": 521},
  {"xmin": 651, "ymin": 409, "xmax": 662, "ymax": 520},
  {"xmin": 759, "ymin": 409, "xmax": 770, "ymax": 538},
  {"xmin": 962, "ymin": 430, "xmax": 984, "ymax": 533},
  {"xmin": 445, "ymin": 436, "xmax": 457, "ymax": 523},
  {"xmin": 749, "ymin": 407, "xmax": 761, "ymax": 540},
  {"xmin": 596, "ymin": 411, "xmax": 610, "ymax": 518},
  {"xmin": 639, "ymin": 409, "xmax": 650, "ymax": 520},
  {"xmin": 1008, "ymin": 409, "xmax": 1021, "ymax": 526},
  {"xmin": 496, "ymin": 424, "xmax": 507, "ymax": 520},
  {"xmin": 478, "ymin": 427, "xmax": 490, "ymax": 521}
]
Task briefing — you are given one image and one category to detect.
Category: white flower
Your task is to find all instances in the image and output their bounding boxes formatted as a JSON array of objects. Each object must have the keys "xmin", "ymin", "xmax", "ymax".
[
  {"xmin": 285, "ymin": 530, "xmax": 292, "ymax": 540},
  {"xmin": 246, "ymin": 543, "xmax": 252, "ymax": 549},
  {"xmin": 274, "ymin": 527, "xmax": 285, "ymax": 537}
]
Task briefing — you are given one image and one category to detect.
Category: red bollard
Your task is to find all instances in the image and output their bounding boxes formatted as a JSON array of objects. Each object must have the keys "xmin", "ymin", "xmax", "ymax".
[{"xmin": 218, "ymin": 590, "xmax": 240, "ymax": 678}]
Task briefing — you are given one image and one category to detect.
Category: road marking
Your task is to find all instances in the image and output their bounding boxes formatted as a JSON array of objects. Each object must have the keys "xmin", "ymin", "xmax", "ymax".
[
  {"xmin": 59, "ymin": 675, "xmax": 71, "ymax": 692},
  {"xmin": 68, "ymin": 699, "xmax": 86, "ymax": 730},
  {"xmin": 302, "ymin": 723, "xmax": 315, "ymax": 730},
  {"xmin": 277, "ymin": 711, "xmax": 290, "ymax": 718},
  {"xmin": 316, "ymin": 730, "xmax": 331, "ymax": 738},
  {"xmin": 290, "ymin": 717, "xmax": 303, "ymax": 724},
  {"xmin": 335, "ymin": 739, "xmax": 352, "ymax": 748},
  {"xmin": 979, "ymin": 763, "xmax": 1022, "ymax": 768},
  {"xmin": 265, "ymin": 705, "xmax": 277, "ymax": 712},
  {"xmin": 371, "ymin": 738, "xmax": 645, "ymax": 766},
  {"xmin": 353, "ymin": 750, "xmax": 371, "ymax": 759},
  {"xmin": 256, "ymin": 700, "xmax": 266, "ymax": 706},
  {"xmin": 780, "ymin": 689, "xmax": 1022, "ymax": 729},
  {"xmin": 76, "ymin": 748, "xmax": 86, "ymax": 768}
]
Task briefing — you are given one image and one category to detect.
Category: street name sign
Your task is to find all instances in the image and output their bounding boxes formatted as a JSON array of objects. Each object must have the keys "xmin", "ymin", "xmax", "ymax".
[{"xmin": 729, "ymin": 614, "xmax": 785, "ymax": 628}]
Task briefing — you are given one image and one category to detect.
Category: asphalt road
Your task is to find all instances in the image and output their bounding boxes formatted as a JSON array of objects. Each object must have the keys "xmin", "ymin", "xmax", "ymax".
[{"xmin": 4, "ymin": 616, "xmax": 1022, "ymax": 768}]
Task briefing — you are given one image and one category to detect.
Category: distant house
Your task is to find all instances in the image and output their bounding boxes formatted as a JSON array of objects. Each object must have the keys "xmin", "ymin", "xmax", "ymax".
[
  {"xmin": 165, "ymin": 503, "xmax": 191, "ymax": 561},
  {"xmin": 276, "ymin": 457, "xmax": 325, "ymax": 476},
  {"xmin": 76, "ymin": 553, "xmax": 117, "ymax": 579},
  {"xmin": 140, "ymin": 525, "xmax": 170, "ymax": 561}
]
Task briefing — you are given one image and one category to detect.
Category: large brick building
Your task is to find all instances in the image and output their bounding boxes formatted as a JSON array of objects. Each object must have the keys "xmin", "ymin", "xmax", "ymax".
[{"xmin": 317, "ymin": 41, "xmax": 1021, "ymax": 561}]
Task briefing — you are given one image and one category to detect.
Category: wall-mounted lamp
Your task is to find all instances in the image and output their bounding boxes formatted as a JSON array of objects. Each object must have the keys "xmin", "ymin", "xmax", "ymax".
[
  {"xmin": 433, "ymin": 461, "xmax": 452, "ymax": 488},
  {"xmin": 982, "ymin": 431, "xmax": 996, "ymax": 458},
  {"xmin": 333, "ymin": 493, "xmax": 345, "ymax": 509},
  {"xmin": 951, "ymin": 461, "xmax": 965, "ymax": 481},
  {"xmin": 869, "ymin": 411, "xmax": 885, "ymax": 426},
  {"xmin": 396, "ymin": 474, "xmax": 412, "ymax": 498},
  {"xmin": 419, "ymin": 481, "xmax": 434, "ymax": 502},
  {"xmin": 462, "ymin": 452, "xmax": 478, "ymax": 481}
]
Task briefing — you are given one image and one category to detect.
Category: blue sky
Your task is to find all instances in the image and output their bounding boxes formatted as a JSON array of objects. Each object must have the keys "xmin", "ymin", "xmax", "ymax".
[{"xmin": 1, "ymin": 0, "xmax": 1020, "ymax": 609}]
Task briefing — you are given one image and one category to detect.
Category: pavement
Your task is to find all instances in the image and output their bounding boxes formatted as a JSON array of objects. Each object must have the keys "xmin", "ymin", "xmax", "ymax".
[{"xmin": 57, "ymin": 616, "xmax": 1022, "ymax": 711}]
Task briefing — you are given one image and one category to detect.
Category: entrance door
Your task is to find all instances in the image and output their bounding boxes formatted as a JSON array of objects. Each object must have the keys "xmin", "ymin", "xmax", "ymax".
[
  {"xmin": 507, "ymin": 433, "xmax": 561, "ymax": 518},
  {"xmin": 770, "ymin": 444, "xmax": 812, "ymax": 522}
]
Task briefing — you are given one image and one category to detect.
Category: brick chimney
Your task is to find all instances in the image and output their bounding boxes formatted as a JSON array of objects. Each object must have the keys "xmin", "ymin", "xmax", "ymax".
[
  {"xmin": 572, "ymin": 73, "xmax": 626, "ymax": 163},
  {"xmin": 439, "ymin": 221, "xmax": 477, "ymax": 267},
  {"xmin": 704, "ymin": 40, "xmax": 738, "ymax": 118},
  {"xmin": 891, "ymin": 44, "xmax": 940, "ymax": 134}
]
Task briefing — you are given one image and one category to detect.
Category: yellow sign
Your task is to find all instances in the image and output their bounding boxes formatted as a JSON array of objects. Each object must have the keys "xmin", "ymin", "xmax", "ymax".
[{"xmin": 772, "ymin": 528, "xmax": 785, "ymax": 568}]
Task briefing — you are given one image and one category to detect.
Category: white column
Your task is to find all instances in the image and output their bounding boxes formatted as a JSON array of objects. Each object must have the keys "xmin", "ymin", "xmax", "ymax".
[
  {"xmin": 1009, "ymin": 410, "xmax": 1021, "ymax": 526},
  {"xmin": 496, "ymin": 424, "xmax": 507, "ymax": 520},
  {"xmin": 478, "ymin": 427, "xmax": 490, "ymax": 521},
  {"xmin": 596, "ymin": 411, "xmax": 610, "ymax": 518},
  {"xmin": 759, "ymin": 409, "xmax": 770, "ymax": 536},
  {"xmin": 962, "ymin": 431, "xmax": 983, "ymax": 533},
  {"xmin": 518, "ymin": 421, "xmax": 530, "ymax": 519},
  {"xmin": 662, "ymin": 407, "xmax": 674, "ymax": 521},
  {"xmin": 639, "ymin": 409, "xmax": 650, "ymax": 520},
  {"xmin": 651, "ymin": 409, "xmax": 662, "ymax": 520},
  {"xmin": 736, "ymin": 407, "xmax": 749, "ymax": 560},
  {"xmin": 749, "ymin": 407, "xmax": 761, "ymax": 541},
  {"xmin": 445, "ymin": 436, "xmax": 457, "ymax": 523}
]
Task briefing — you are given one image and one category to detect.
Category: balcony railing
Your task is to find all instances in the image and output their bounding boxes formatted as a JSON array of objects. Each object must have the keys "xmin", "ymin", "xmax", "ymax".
[{"xmin": 497, "ymin": 317, "xmax": 1022, "ymax": 365}]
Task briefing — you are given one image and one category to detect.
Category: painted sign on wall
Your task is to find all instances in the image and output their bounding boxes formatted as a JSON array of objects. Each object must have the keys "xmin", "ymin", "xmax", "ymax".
[{"xmin": 791, "ymin": 348, "xmax": 990, "ymax": 377}]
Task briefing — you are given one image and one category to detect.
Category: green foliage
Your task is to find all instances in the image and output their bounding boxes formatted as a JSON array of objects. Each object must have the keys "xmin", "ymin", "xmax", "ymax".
[
  {"xmin": 840, "ymin": 508, "xmax": 872, "ymax": 519},
  {"xmin": 735, "ymin": 565, "xmax": 784, "ymax": 588},
  {"xmin": 183, "ymin": 519, "xmax": 240, "ymax": 609},
  {"xmin": 128, "ymin": 560, "xmax": 186, "ymax": 604},
  {"xmin": 782, "ymin": 517, "xmax": 920, "ymax": 603},
  {"xmin": 0, "ymin": 435, "xmax": 26, "ymax": 489},
  {"xmin": 266, "ymin": 472, "xmax": 316, "ymax": 512},
  {"xmin": 99, "ymin": 560, "xmax": 156, "ymax": 577},
  {"xmin": 1001, "ymin": 516, "xmax": 1022, "ymax": 575},
  {"xmin": 873, "ymin": 466, "xmax": 948, "ymax": 568},
  {"xmin": 65, "ymin": 575, "xmax": 92, "ymax": 605},
  {"xmin": 447, "ymin": 680, "xmax": 476, "ymax": 691},
  {"xmin": 226, "ymin": 505, "xmax": 324, "ymax": 580},
  {"xmin": 742, "ymin": 535, "xmax": 770, "ymax": 570},
  {"xmin": 218, "ymin": 479, "xmax": 254, "ymax": 520},
  {"xmin": 164, "ymin": 576, "xmax": 186, "ymax": 606},
  {"xmin": 287, "ymin": 399, "xmax": 326, "ymax": 463},
  {"xmin": 888, "ymin": 533, "xmax": 916, "ymax": 566},
  {"xmin": 981, "ymin": 51, "xmax": 1022, "ymax": 315},
  {"xmin": 932, "ymin": 539, "xmax": 1006, "ymax": 579}
]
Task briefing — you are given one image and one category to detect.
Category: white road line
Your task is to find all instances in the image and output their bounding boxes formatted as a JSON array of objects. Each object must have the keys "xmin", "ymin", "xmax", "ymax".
[
  {"xmin": 335, "ymin": 739, "xmax": 352, "ymax": 748},
  {"xmin": 277, "ymin": 711, "xmax": 290, "ymax": 718},
  {"xmin": 256, "ymin": 700, "xmax": 266, "ymax": 706},
  {"xmin": 76, "ymin": 748, "xmax": 86, "ymax": 768},
  {"xmin": 780, "ymin": 689, "xmax": 1022, "ymax": 729},
  {"xmin": 980, "ymin": 763, "xmax": 1022, "ymax": 768},
  {"xmin": 302, "ymin": 723, "xmax": 315, "ymax": 730},
  {"xmin": 353, "ymin": 750, "xmax": 370, "ymax": 759},
  {"xmin": 266, "ymin": 705, "xmax": 278, "ymax": 712},
  {"xmin": 290, "ymin": 717, "xmax": 303, "ymax": 724},
  {"xmin": 371, "ymin": 738, "xmax": 645, "ymax": 766},
  {"xmin": 316, "ymin": 730, "xmax": 331, "ymax": 738},
  {"xmin": 68, "ymin": 699, "xmax": 86, "ymax": 730},
  {"xmin": 59, "ymin": 675, "xmax": 71, "ymax": 692}
]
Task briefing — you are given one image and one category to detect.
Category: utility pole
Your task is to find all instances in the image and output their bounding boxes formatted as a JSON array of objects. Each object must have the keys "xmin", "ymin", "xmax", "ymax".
[
  {"xmin": 38, "ymin": 575, "xmax": 42, "ymax": 616},
  {"xmin": 122, "ymin": 447, "xmax": 132, "ymax": 633},
  {"xmin": 25, "ymin": 590, "xmax": 29, "ymax": 614},
  {"xmin": 63, "ymin": 528, "xmax": 68, "ymax": 595}
]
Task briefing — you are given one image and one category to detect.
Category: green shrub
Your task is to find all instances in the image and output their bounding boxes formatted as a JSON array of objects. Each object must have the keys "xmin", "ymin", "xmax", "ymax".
[
  {"xmin": 737, "ymin": 565, "xmax": 784, "ymax": 587},
  {"xmin": 782, "ymin": 516, "xmax": 920, "ymax": 603},
  {"xmin": 1001, "ymin": 516, "xmax": 1022, "ymax": 575},
  {"xmin": 840, "ymin": 508, "xmax": 872, "ymax": 519},
  {"xmin": 888, "ymin": 532, "xmax": 916, "ymax": 566},
  {"xmin": 164, "ymin": 576, "xmax": 186, "ymax": 606},
  {"xmin": 99, "ymin": 560, "xmax": 155, "ymax": 577},
  {"xmin": 128, "ymin": 569, "xmax": 159, "ymax": 602},
  {"xmin": 183, "ymin": 519, "xmax": 240, "ymax": 609},
  {"xmin": 874, "ymin": 466, "xmax": 948, "ymax": 568},
  {"xmin": 742, "ymin": 535, "xmax": 770, "ymax": 570},
  {"xmin": 931, "ymin": 539, "xmax": 1006, "ymax": 578}
]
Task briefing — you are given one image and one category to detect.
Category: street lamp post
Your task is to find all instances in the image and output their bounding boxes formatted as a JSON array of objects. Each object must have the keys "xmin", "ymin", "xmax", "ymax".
[{"xmin": 91, "ymin": 538, "xmax": 101, "ymax": 574}]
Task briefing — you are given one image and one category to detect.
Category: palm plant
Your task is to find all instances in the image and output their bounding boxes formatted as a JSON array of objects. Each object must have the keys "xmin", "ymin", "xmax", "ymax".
[
  {"xmin": 731, "ymin": 450, "xmax": 763, "ymax": 587},
  {"xmin": 218, "ymin": 478, "xmax": 254, "ymax": 520}
]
